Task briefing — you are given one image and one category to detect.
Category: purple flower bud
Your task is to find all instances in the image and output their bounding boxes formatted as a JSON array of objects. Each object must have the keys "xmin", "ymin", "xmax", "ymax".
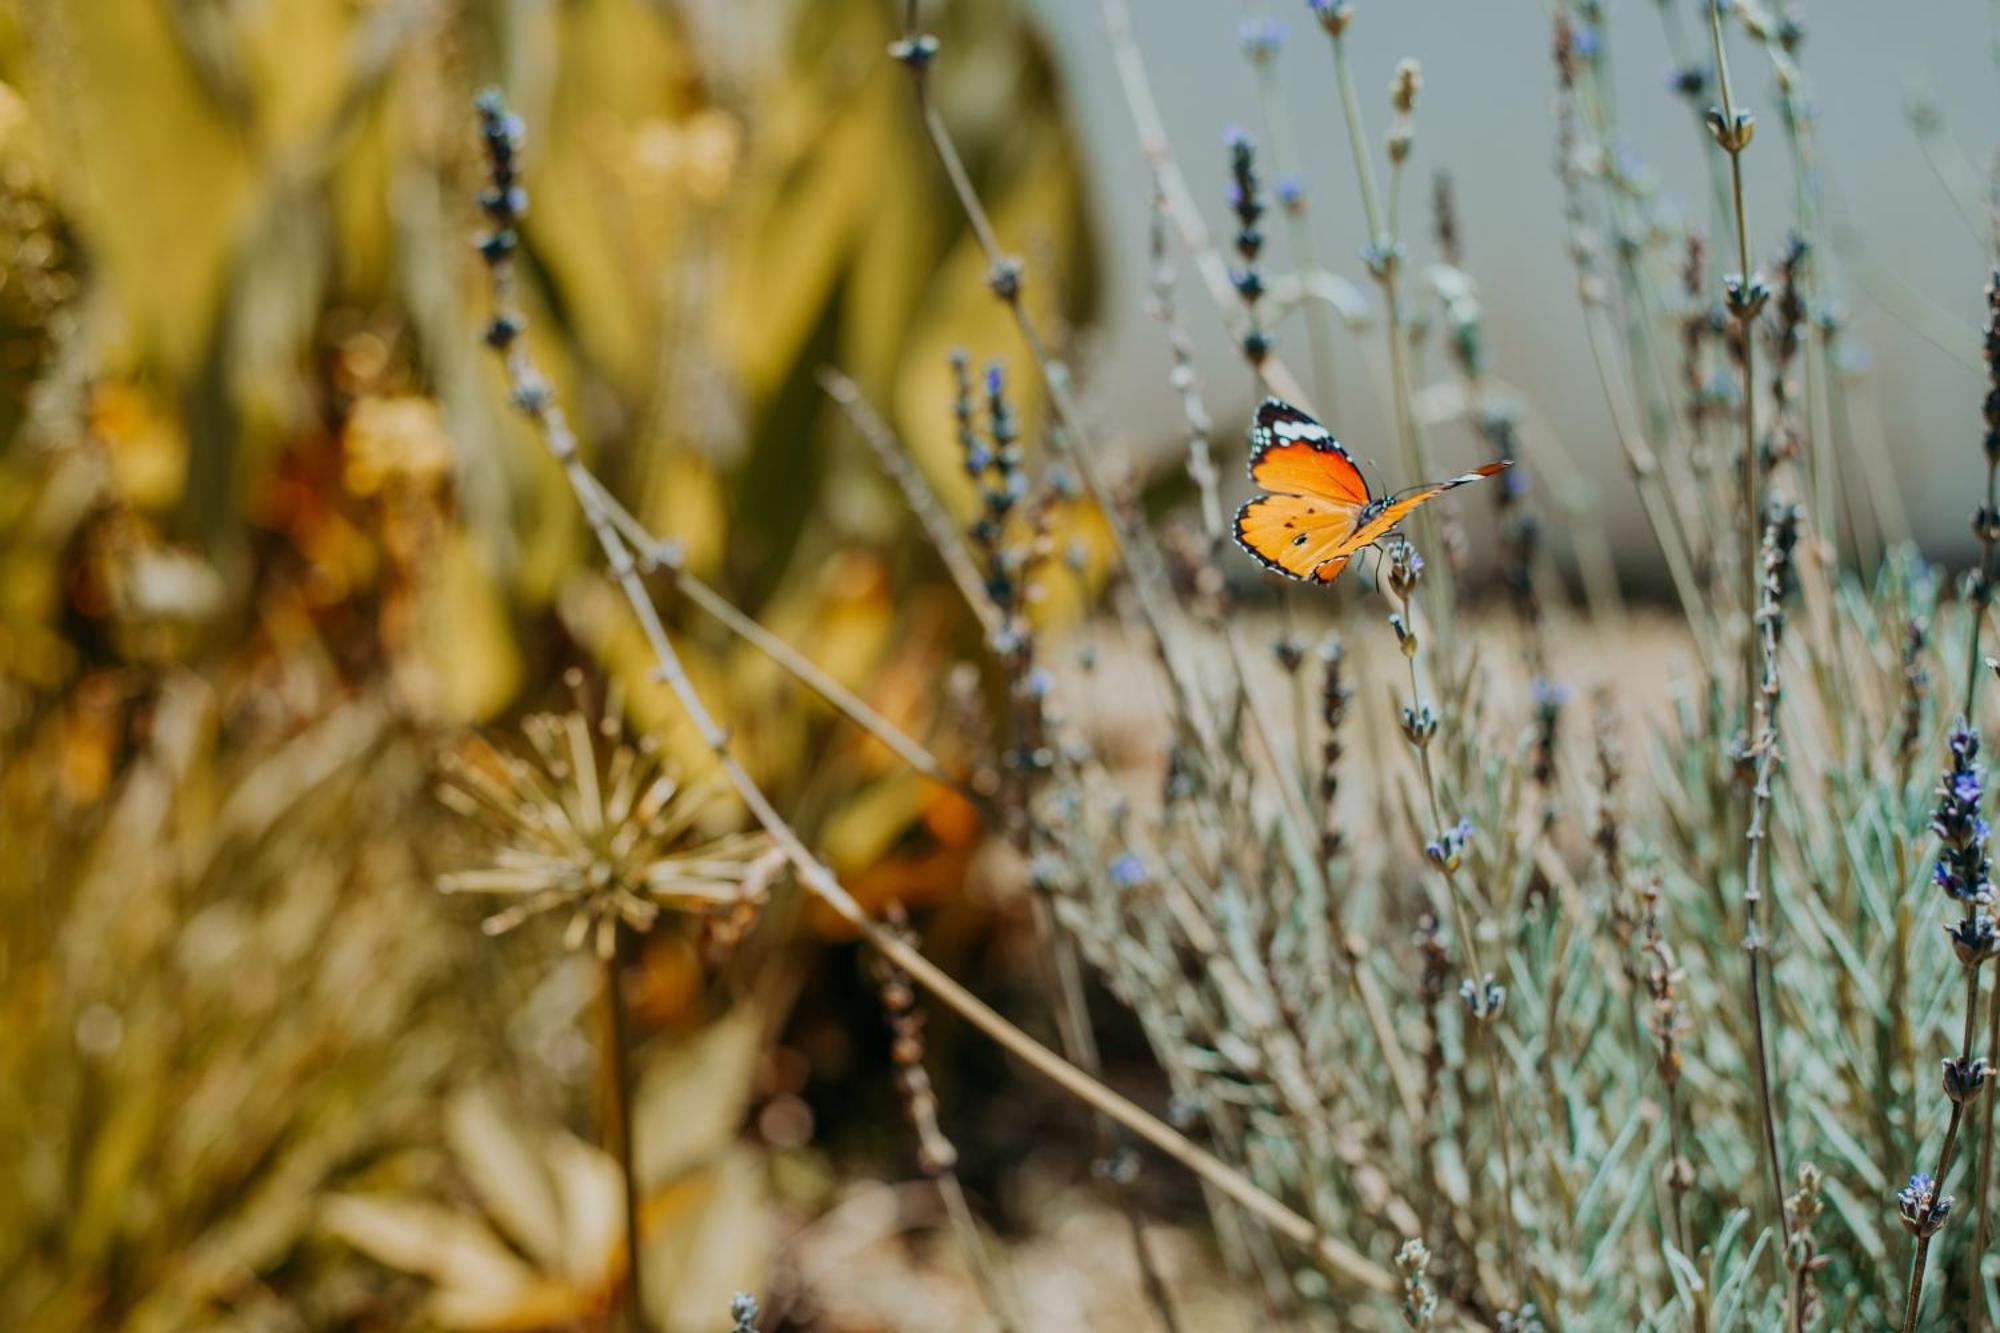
[{"xmin": 1109, "ymin": 854, "xmax": 1148, "ymax": 888}]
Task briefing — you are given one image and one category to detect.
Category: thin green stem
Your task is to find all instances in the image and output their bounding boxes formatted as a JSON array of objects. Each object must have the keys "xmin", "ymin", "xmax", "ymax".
[
  {"xmin": 1330, "ymin": 32, "xmax": 1385, "ymax": 252},
  {"xmin": 1709, "ymin": 12, "xmax": 1797, "ymax": 1310},
  {"xmin": 1966, "ymin": 455, "xmax": 1999, "ymax": 719},
  {"xmin": 1243, "ymin": 1, "xmax": 1340, "ymax": 416},
  {"xmin": 1323, "ymin": 25, "xmax": 1447, "ymax": 614},
  {"xmin": 1742, "ymin": 520, "xmax": 1796, "ymax": 1303},
  {"xmin": 1393, "ymin": 576, "xmax": 1524, "ymax": 1305},
  {"xmin": 1973, "ymin": 976, "xmax": 2000, "ymax": 1331},
  {"xmin": 1903, "ymin": 966, "xmax": 1985, "ymax": 1332},
  {"xmin": 1708, "ymin": 1, "xmax": 1759, "ymax": 729},
  {"xmin": 1479, "ymin": 1024, "xmax": 1526, "ymax": 1303}
]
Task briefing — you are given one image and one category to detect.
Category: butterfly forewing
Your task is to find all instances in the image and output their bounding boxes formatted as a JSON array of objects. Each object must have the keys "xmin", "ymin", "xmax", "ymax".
[
  {"xmin": 1246, "ymin": 399, "xmax": 1371, "ymax": 508},
  {"xmin": 1341, "ymin": 462, "xmax": 1513, "ymax": 552}
]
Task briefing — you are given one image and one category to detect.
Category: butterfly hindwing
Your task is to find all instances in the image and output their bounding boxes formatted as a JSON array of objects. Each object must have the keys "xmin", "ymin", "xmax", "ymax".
[
  {"xmin": 1234, "ymin": 492, "xmax": 1361, "ymax": 582},
  {"xmin": 1247, "ymin": 399, "xmax": 1370, "ymax": 508}
]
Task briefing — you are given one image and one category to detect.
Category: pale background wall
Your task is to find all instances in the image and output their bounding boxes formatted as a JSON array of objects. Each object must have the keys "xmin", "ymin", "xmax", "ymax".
[{"xmin": 1025, "ymin": 1, "xmax": 1998, "ymax": 578}]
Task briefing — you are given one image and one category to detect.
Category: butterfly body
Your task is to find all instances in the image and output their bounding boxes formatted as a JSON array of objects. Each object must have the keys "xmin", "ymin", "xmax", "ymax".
[{"xmin": 1232, "ymin": 398, "xmax": 1510, "ymax": 584}]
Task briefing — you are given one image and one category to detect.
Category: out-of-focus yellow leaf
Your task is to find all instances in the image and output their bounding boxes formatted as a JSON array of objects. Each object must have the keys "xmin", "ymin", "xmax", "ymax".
[
  {"xmin": 525, "ymin": 0, "xmax": 690, "ymax": 393},
  {"xmin": 321, "ymin": 1193, "xmax": 586, "ymax": 1331},
  {"xmin": 343, "ymin": 395, "xmax": 454, "ymax": 497},
  {"xmin": 326, "ymin": 1110, "xmax": 636, "ymax": 1331},
  {"xmin": 87, "ymin": 382, "xmax": 187, "ymax": 512},
  {"xmin": 839, "ymin": 107, "xmax": 940, "ymax": 391},
  {"xmin": 416, "ymin": 530, "xmax": 521, "ymax": 723},
  {"xmin": 325, "ymin": 93, "xmax": 393, "ymax": 300},
  {"xmin": 239, "ymin": 0, "xmax": 355, "ymax": 153},
  {"xmin": 545, "ymin": 1130, "xmax": 623, "ymax": 1293},
  {"xmin": 819, "ymin": 769, "xmax": 928, "ymax": 875},
  {"xmin": 327, "ymin": 1194, "xmax": 510, "ymax": 1282},
  {"xmin": 71, "ymin": 1053, "xmax": 163, "ymax": 1265},
  {"xmin": 645, "ymin": 1147, "xmax": 767, "ymax": 1333},
  {"xmin": 633, "ymin": 1003, "xmax": 762, "ymax": 1187},
  {"xmin": 639, "ymin": 450, "xmax": 726, "ymax": 579},
  {"xmin": 0, "ymin": 78, "xmax": 37, "ymax": 168},
  {"xmin": 224, "ymin": 181, "xmax": 333, "ymax": 456},
  {"xmin": 718, "ymin": 75, "xmax": 897, "ymax": 401},
  {"xmin": 23, "ymin": 2, "xmax": 254, "ymax": 379},
  {"xmin": 444, "ymin": 1089, "xmax": 563, "ymax": 1276},
  {"xmin": 552, "ymin": 0, "xmax": 692, "ymax": 120},
  {"xmin": 632, "ymin": 110, "xmax": 743, "ymax": 210},
  {"xmin": 749, "ymin": 550, "xmax": 895, "ymax": 703}
]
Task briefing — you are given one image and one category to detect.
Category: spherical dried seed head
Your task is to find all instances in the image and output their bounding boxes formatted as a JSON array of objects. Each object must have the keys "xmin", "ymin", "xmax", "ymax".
[{"xmin": 435, "ymin": 690, "xmax": 780, "ymax": 957}]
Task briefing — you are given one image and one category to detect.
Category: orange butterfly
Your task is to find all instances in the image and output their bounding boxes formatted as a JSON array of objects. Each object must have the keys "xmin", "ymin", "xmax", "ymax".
[{"xmin": 1233, "ymin": 398, "xmax": 1511, "ymax": 584}]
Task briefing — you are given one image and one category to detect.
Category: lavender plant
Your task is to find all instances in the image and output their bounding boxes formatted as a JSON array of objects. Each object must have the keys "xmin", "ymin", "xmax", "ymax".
[
  {"xmin": 429, "ymin": 4, "xmax": 2000, "ymax": 1330},
  {"xmin": 1900, "ymin": 723, "xmax": 1995, "ymax": 1328}
]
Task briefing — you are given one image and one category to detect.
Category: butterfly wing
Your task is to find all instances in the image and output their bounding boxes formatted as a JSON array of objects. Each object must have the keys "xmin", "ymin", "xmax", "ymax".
[
  {"xmin": 1234, "ymin": 493, "xmax": 1358, "ymax": 583},
  {"xmin": 1246, "ymin": 398, "xmax": 1371, "ymax": 508},
  {"xmin": 1340, "ymin": 462, "xmax": 1513, "ymax": 552}
]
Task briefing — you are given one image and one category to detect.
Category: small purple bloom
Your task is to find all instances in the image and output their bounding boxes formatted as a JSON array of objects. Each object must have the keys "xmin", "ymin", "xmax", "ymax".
[
  {"xmin": 1238, "ymin": 17, "xmax": 1285, "ymax": 62},
  {"xmin": 1532, "ymin": 678, "xmax": 1571, "ymax": 710}
]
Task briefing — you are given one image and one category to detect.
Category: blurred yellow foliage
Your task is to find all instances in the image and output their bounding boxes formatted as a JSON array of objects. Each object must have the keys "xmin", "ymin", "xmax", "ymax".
[
  {"xmin": 0, "ymin": 0, "xmax": 1098, "ymax": 1324},
  {"xmin": 341, "ymin": 393, "xmax": 454, "ymax": 497}
]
